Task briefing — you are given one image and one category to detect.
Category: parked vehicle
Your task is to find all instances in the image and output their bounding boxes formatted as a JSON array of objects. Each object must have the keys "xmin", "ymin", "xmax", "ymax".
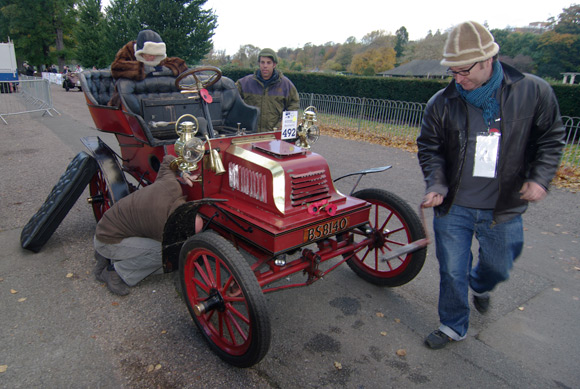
[
  {"xmin": 21, "ymin": 66, "xmax": 428, "ymax": 367},
  {"xmin": 62, "ymin": 72, "xmax": 82, "ymax": 91},
  {"xmin": 0, "ymin": 40, "xmax": 18, "ymax": 93}
]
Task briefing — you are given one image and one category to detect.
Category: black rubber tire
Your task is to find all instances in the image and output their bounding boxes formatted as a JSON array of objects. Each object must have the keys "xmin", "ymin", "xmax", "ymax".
[
  {"xmin": 21, "ymin": 152, "xmax": 98, "ymax": 252},
  {"xmin": 345, "ymin": 188, "xmax": 427, "ymax": 287},
  {"xmin": 179, "ymin": 231, "xmax": 271, "ymax": 367}
]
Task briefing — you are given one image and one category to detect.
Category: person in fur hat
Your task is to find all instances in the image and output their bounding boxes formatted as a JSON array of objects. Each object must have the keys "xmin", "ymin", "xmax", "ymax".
[{"xmin": 107, "ymin": 29, "xmax": 188, "ymax": 106}]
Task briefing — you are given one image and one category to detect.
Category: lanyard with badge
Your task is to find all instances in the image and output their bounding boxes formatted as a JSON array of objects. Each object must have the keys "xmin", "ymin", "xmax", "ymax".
[{"xmin": 473, "ymin": 118, "xmax": 501, "ymax": 178}]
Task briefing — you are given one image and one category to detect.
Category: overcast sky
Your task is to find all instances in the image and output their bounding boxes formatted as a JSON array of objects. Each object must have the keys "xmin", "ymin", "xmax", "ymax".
[{"xmin": 102, "ymin": 0, "xmax": 575, "ymax": 55}]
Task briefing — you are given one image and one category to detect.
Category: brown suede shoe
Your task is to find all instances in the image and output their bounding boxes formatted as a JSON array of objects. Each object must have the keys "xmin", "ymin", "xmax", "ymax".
[{"xmin": 100, "ymin": 266, "xmax": 130, "ymax": 296}]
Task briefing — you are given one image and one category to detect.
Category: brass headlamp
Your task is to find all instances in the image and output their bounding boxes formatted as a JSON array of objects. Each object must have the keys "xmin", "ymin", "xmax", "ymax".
[
  {"xmin": 296, "ymin": 106, "xmax": 320, "ymax": 149},
  {"xmin": 171, "ymin": 114, "xmax": 205, "ymax": 173}
]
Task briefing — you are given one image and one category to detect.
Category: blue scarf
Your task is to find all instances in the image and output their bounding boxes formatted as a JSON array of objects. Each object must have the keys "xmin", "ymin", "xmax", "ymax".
[{"xmin": 456, "ymin": 61, "xmax": 504, "ymax": 127}]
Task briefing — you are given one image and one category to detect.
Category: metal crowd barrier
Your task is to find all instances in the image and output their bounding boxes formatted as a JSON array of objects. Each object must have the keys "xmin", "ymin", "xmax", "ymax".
[
  {"xmin": 299, "ymin": 92, "xmax": 580, "ymax": 169},
  {"xmin": 0, "ymin": 76, "xmax": 60, "ymax": 124}
]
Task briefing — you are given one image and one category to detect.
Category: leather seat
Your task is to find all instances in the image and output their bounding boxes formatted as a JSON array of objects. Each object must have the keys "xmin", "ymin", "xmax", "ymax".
[
  {"xmin": 116, "ymin": 74, "xmax": 259, "ymax": 143},
  {"xmin": 79, "ymin": 70, "xmax": 115, "ymax": 106}
]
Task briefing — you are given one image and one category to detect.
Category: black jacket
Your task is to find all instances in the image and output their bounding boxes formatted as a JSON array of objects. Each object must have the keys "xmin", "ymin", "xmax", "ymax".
[{"xmin": 417, "ymin": 62, "xmax": 565, "ymax": 223}]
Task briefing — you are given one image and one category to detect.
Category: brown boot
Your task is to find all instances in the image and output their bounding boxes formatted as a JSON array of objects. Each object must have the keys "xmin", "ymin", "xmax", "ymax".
[
  {"xmin": 100, "ymin": 266, "xmax": 130, "ymax": 296},
  {"xmin": 94, "ymin": 251, "xmax": 110, "ymax": 282}
]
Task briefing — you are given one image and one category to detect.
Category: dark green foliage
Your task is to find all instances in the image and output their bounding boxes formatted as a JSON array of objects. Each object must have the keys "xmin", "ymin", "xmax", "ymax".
[
  {"xmin": 136, "ymin": 0, "xmax": 217, "ymax": 65},
  {"xmin": 101, "ymin": 0, "xmax": 217, "ymax": 66},
  {"xmin": 222, "ymin": 69, "xmax": 580, "ymax": 117},
  {"xmin": 551, "ymin": 84, "xmax": 580, "ymax": 118},
  {"xmin": 76, "ymin": 0, "xmax": 108, "ymax": 69},
  {"xmin": 102, "ymin": 0, "xmax": 142, "ymax": 63},
  {"xmin": 1, "ymin": 0, "xmax": 76, "ymax": 70}
]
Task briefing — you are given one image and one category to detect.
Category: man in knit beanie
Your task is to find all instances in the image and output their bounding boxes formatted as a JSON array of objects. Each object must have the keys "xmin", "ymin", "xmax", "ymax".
[
  {"xmin": 417, "ymin": 21, "xmax": 565, "ymax": 349},
  {"xmin": 236, "ymin": 48, "xmax": 299, "ymax": 132},
  {"xmin": 107, "ymin": 29, "xmax": 188, "ymax": 106}
]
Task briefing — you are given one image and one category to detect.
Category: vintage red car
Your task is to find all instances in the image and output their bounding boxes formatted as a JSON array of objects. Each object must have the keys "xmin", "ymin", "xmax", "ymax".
[{"xmin": 21, "ymin": 66, "xmax": 428, "ymax": 367}]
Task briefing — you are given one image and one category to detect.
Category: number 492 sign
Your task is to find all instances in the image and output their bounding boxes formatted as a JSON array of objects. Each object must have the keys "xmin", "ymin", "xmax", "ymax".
[{"xmin": 281, "ymin": 111, "xmax": 298, "ymax": 139}]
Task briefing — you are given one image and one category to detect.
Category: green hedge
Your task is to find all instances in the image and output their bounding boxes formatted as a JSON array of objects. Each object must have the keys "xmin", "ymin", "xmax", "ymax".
[{"xmin": 223, "ymin": 68, "xmax": 580, "ymax": 118}]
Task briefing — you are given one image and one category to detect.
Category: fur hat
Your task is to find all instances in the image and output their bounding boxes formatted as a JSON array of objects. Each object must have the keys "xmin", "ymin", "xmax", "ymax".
[
  {"xmin": 134, "ymin": 30, "xmax": 167, "ymax": 66},
  {"xmin": 441, "ymin": 21, "xmax": 499, "ymax": 67},
  {"xmin": 259, "ymin": 48, "xmax": 278, "ymax": 64}
]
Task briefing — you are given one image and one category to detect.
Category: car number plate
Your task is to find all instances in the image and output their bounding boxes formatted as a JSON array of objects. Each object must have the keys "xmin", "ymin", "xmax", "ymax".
[{"xmin": 304, "ymin": 217, "xmax": 349, "ymax": 242}]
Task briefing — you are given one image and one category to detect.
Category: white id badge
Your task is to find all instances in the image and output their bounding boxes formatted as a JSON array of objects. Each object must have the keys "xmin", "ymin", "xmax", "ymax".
[{"xmin": 473, "ymin": 132, "xmax": 500, "ymax": 178}]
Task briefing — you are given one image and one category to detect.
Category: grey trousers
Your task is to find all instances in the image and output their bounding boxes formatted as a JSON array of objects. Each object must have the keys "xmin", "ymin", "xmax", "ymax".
[{"xmin": 94, "ymin": 236, "xmax": 163, "ymax": 287}]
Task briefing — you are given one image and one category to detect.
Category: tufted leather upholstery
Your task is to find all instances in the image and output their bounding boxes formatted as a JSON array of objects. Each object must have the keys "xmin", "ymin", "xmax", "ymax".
[
  {"xmin": 116, "ymin": 75, "xmax": 259, "ymax": 138},
  {"xmin": 79, "ymin": 70, "xmax": 115, "ymax": 106}
]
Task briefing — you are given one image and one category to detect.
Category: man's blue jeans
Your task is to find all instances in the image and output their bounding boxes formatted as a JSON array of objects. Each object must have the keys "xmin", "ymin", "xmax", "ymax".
[{"xmin": 433, "ymin": 205, "xmax": 523, "ymax": 340}]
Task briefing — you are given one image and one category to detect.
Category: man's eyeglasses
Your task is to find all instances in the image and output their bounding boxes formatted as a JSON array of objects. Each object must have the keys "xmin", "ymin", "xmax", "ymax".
[{"xmin": 446, "ymin": 62, "xmax": 479, "ymax": 77}]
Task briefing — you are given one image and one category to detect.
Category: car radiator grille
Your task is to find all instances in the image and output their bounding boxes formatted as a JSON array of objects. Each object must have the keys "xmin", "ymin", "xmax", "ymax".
[{"xmin": 290, "ymin": 170, "xmax": 330, "ymax": 206}]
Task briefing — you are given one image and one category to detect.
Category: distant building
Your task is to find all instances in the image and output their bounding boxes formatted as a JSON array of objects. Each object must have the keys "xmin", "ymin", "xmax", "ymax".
[{"xmin": 378, "ymin": 60, "xmax": 448, "ymax": 79}]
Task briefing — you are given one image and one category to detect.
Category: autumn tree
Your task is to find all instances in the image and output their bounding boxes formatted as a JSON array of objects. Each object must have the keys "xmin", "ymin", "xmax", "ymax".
[
  {"xmin": 349, "ymin": 46, "xmax": 396, "ymax": 75},
  {"xmin": 401, "ymin": 30, "xmax": 447, "ymax": 63},
  {"xmin": 232, "ymin": 44, "xmax": 261, "ymax": 68}
]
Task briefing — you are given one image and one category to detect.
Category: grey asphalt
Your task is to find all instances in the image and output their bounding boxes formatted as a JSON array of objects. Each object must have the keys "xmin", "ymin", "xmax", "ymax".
[{"xmin": 0, "ymin": 84, "xmax": 578, "ymax": 388}]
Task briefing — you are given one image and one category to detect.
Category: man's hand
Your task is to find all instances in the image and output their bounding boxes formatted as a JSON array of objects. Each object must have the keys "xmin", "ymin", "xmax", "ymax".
[
  {"xmin": 422, "ymin": 192, "xmax": 444, "ymax": 208},
  {"xmin": 519, "ymin": 181, "xmax": 547, "ymax": 202},
  {"xmin": 180, "ymin": 172, "xmax": 199, "ymax": 187}
]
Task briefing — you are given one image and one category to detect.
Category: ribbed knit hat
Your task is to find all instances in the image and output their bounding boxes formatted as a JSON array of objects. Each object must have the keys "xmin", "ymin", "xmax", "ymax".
[
  {"xmin": 258, "ymin": 48, "xmax": 278, "ymax": 64},
  {"xmin": 134, "ymin": 30, "xmax": 167, "ymax": 66},
  {"xmin": 441, "ymin": 21, "xmax": 499, "ymax": 67}
]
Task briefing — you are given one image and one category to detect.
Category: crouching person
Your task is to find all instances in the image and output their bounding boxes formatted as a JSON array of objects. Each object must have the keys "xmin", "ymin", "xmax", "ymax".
[{"xmin": 93, "ymin": 155, "xmax": 201, "ymax": 295}]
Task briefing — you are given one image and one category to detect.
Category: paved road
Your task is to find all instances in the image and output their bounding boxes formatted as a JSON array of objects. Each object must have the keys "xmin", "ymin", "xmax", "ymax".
[{"xmin": 0, "ymin": 83, "xmax": 579, "ymax": 388}]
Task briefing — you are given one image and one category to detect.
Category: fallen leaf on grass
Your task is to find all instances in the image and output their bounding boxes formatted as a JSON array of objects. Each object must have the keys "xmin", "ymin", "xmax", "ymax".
[
  {"xmin": 18, "ymin": 297, "xmax": 27, "ymax": 302},
  {"xmin": 66, "ymin": 273, "xmax": 73, "ymax": 278},
  {"xmin": 376, "ymin": 312, "xmax": 384, "ymax": 318},
  {"xmin": 380, "ymin": 331, "xmax": 387, "ymax": 336},
  {"xmin": 334, "ymin": 361, "xmax": 342, "ymax": 370},
  {"xmin": 161, "ymin": 330, "xmax": 167, "ymax": 334},
  {"xmin": 147, "ymin": 364, "xmax": 154, "ymax": 373},
  {"xmin": 0, "ymin": 365, "xmax": 7, "ymax": 373},
  {"xmin": 155, "ymin": 364, "xmax": 162, "ymax": 371},
  {"xmin": 111, "ymin": 302, "xmax": 119, "ymax": 307},
  {"xmin": 553, "ymin": 287, "xmax": 561, "ymax": 292},
  {"xmin": 394, "ymin": 318, "xmax": 401, "ymax": 323},
  {"xmin": 396, "ymin": 349, "xmax": 407, "ymax": 357},
  {"xmin": 518, "ymin": 307, "xmax": 525, "ymax": 311},
  {"xmin": 10, "ymin": 289, "xmax": 17, "ymax": 294}
]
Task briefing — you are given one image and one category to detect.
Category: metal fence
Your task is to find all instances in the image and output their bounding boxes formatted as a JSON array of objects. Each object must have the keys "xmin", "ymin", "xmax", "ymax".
[
  {"xmin": 0, "ymin": 76, "xmax": 60, "ymax": 124},
  {"xmin": 299, "ymin": 92, "xmax": 580, "ymax": 169}
]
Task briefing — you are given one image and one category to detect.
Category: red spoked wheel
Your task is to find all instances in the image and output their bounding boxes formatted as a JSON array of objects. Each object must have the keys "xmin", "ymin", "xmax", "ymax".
[
  {"xmin": 344, "ymin": 188, "xmax": 427, "ymax": 287},
  {"xmin": 179, "ymin": 231, "xmax": 270, "ymax": 367},
  {"xmin": 88, "ymin": 169, "xmax": 112, "ymax": 221}
]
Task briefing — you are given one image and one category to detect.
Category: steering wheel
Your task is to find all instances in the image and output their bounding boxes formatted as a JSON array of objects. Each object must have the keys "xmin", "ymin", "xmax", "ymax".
[{"xmin": 175, "ymin": 66, "xmax": 222, "ymax": 92}]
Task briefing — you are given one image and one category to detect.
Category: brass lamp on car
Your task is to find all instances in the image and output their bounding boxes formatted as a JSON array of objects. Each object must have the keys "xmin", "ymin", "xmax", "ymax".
[
  {"xmin": 296, "ymin": 105, "xmax": 320, "ymax": 149},
  {"xmin": 171, "ymin": 114, "xmax": 205, "ymax": 173}
]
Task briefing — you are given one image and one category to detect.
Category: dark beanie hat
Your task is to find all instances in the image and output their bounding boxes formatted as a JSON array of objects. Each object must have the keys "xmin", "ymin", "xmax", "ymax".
[
  {"xmin": 134, "ymin": 29, "xmax": 167, "ymax": 66},
  {"xmin": 259, "ymin": 48, "xmax": 278, "ymax": 64}
]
